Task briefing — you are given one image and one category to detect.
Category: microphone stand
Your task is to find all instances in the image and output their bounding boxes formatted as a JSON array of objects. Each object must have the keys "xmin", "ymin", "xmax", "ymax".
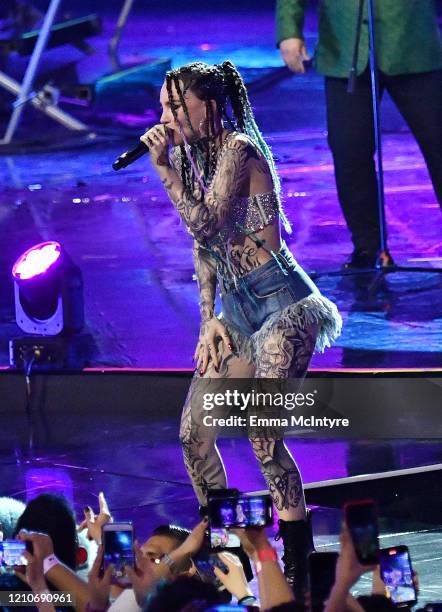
[{"xmin": 312, "ymin": 0, "xmax": 441, "ymax": 287}]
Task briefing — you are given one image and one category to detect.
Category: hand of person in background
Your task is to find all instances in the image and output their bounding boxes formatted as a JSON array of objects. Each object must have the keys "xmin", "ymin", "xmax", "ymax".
[
  {"xmin": 324, "ymin": 524, "xmax": 377, "ymax": 612},
  {"xmin": 87, "ymin": 544, "xmax": 113, "ymax": 612},
  {"xmin": 231, "ymin": 526, "xmax": 269, "ymax": 560},
  {"xmin": 176, "ymin": 519, "xmax": 208, "ymax": 557},
  {"xmin": 279, "ymin": 38, "xmax": 310, "ymax": 73},
  {"xmin": 124, "ymin": 542, "xmax": 161, "ymax": 608},
  {"xmin": 15, "ymin": 530, "xmax": 56, "ymax": 612},
  {"xmin": 231, "ymin": 526, "xmax": 294, "ymax": 610},
  {"xmin": 16, "ymin": 529, "xmax": 55, "ymax": 567},
  {"xmin": 334, "ymin": 524, "xmax": 377, "ymax": 588},
  {"xmin": 78, "ymin": 492, "xmax": 113, "ymax": 545},
  {"xmin": 213, "ymin": 551, "xmax": 254, "ymax": 603},
  {"xmin": 165, "ymin": 519, "xmax": 208, "ymax": 576}
]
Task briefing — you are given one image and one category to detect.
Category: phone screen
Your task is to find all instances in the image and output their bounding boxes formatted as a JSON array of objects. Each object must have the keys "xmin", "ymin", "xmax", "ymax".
[
  {"xmin": 103, "ymin": 525, "xmax": 134, "ymax": 582},
  {"xmin": 209, "ymin": 494, "xmax": 273, "ymax": 528},
  {"xmin": 345, "ymin": 500, "xmax": 379, "ymax": 565},
  {"xmin": 0, "ymin": 540, "xmax": 28, "ymax": 568},
  {"xmin": 209, "ymin": 527, "xmax": 241, "ymax": 549},
  {"xmin": 309, "ymin": 552, "xmax": 339, "ymax": 610},
  {"xmin": 193, "ymin": 550, "xmax": 229, "ymax": 589},
  {"xmin": 380, "ymin": 547, "xmax": 417, "ymax": 606}
]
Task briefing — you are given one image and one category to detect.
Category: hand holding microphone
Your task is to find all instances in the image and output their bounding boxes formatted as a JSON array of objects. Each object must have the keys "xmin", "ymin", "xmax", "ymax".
[{"xmin": 112, "ymin": 124, "xmax": 170, "ymax": 171}]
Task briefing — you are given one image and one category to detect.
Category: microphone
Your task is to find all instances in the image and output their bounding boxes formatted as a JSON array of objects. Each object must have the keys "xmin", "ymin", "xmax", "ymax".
[{"xmin": 112, "ymin": 141, "xmax": 149, "ymax": 171}]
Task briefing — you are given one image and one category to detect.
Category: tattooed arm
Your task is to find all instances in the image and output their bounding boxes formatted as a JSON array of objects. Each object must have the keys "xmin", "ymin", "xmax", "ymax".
[
  {"xmin": 192, "ymin": 239, "xmax": 234, "ymax": 374},
  {"xmin": 193, "ymin": 239, "xmax": 216, "ymax": 324},
  {"xmin": 142, "ymin": 126, "xmax": 251, "ymax": 241}
]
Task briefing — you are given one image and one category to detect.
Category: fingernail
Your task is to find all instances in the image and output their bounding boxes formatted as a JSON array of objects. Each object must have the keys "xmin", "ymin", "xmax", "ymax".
[{"xmin": 200, "ymin": 369, "xmax": 204, "ymax": 375}]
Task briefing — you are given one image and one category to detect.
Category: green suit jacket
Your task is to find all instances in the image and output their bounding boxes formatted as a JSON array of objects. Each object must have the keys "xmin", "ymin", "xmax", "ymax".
[{"xmin": 276, "ymin": 0, "xmax": 442, "ymax": 77}]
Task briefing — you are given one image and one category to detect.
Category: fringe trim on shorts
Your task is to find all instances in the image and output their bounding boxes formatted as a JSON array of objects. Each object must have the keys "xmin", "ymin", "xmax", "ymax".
[
  {"xmin": 219, "ymin": 293, "xmax": 342, "ymax": 363},
  {"xmin": 253, "ymin": 293, "xmax": 343, "ymax": 354}
]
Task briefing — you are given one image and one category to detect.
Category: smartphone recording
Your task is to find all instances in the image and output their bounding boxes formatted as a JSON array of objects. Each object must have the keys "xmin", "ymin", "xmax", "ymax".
[
  {"xmin": 380, "ymin": 546, "xmax": 417, "ymax": 607},
  {"xmin": 102, "ymin": 522, "xmax": 134, "ymax": 585},
  {"xmin": 0, "ymin": 540, "xmax": 28, "ymax": 569},
  {"xmin": 344, "ymin": 499, "xmax": 379, "ymax": 565},
  {"xmin": 208, "ymin": 492, "xmax": 273, "ymax": 529}
]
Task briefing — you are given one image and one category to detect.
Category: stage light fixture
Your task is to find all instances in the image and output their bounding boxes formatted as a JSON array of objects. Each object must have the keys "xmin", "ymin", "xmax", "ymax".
[
  {"xmin": 9, "ymin": 241, "xmax": 92, "ymax": 371},
  {"xmin": 12, "ymin": 240, "xmax": 84, "ymax": 336}
]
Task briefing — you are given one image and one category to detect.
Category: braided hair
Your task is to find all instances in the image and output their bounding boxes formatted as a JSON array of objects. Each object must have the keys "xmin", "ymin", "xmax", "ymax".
[{"xmin": 165, "ymin": 60, "xmax": 291, "ymax": 232}]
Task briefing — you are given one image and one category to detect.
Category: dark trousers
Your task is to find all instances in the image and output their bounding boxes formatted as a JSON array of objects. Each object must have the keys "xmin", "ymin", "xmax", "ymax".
[{"xmin": 325, "ymin": 68, "xmax": 442, "ymax": 253}]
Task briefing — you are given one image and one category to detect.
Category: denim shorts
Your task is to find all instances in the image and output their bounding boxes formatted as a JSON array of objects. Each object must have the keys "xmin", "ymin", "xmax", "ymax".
[{"xmin": 219, "ymin": 247, "xmax": 318, "ymax": 337}]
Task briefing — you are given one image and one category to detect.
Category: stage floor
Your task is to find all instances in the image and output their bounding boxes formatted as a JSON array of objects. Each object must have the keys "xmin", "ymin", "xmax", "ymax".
[{"xmin": 0, "ymin": 6, "xmax": 441, "ymax": 369}]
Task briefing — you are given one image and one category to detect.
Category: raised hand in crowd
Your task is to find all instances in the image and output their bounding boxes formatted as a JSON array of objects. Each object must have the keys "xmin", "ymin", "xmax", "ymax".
[
  {"xmin": 78, "ymin": 491, "xmax": 113, "ymax": 544},
  {"xmin": 124, "ymin": 541, "xmax": 164, "ymax": 608},
  {"xmin": 17, "ymin": 529, "xmax": 89, "ymax": 612},
  {"xmin": 87, "ymin": 543, "xmax": 114, "ymax": 612},
  {"xmin": 213, "ymin": 551, "xmax": 255, "ymax": 605},
  {"xmin": 233, "ymin": 527, "xmax": 295, "ymax": 610},
  {"xmin": 15, "ymin": 529, "xmax": 56, "ymax": 612},
  {"xmin": 167, "ymin": 518, "xmax": 209, "ymax": 572},
  {"xmin": 324, "ymin": 524, "xmax": 377, "ymax": 612}
]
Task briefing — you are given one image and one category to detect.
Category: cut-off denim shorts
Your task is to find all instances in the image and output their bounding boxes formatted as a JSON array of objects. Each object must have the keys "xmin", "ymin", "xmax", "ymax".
[{"xmin": 219, "ymin": 246, "xmax": 318, "ymax": 337}]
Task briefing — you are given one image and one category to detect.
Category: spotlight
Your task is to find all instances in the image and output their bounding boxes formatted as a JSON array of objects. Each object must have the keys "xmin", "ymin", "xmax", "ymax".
[
  {"xmin": 12, "ymin": 241, "xmax": 84, "ymax": 336},
  {"xmin": 10, "ymin": 241, "xmax": 92, "ymax": 370}
]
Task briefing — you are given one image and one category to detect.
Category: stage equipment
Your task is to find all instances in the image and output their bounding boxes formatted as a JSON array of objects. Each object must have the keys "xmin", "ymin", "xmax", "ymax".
[
  {"xmin": 0, "ymin": 14, "xmax": 101, "ymax": 56},
  {"xmin": 12, "ymin": 241, "xmax": 84, "ymax": 336},
  {"xmin": 9, "ymin": 240, "xmax": 91, "ymax": 451},
  {"xmin": 0, "ymin": 0, "xmax": 91, "ymax": 144},
  {"xmin": 108, "ymin": 0, "xmax": 135, "ymax": 70}
]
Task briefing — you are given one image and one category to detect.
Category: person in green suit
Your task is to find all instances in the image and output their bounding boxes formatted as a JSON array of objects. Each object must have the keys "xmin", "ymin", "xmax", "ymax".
[{"xmin": 277, "ymin": 0, "xmax": 442, "ymax": 268}]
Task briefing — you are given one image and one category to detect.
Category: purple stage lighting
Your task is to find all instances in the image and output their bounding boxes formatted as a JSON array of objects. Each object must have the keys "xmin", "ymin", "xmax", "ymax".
[
  {"xmin": 11, "ymin": 241, "xmax": 84, "ymax": 336},
  {"xmin": 12, "ymin": 241, "xmax": 61, "ymax": 281}
]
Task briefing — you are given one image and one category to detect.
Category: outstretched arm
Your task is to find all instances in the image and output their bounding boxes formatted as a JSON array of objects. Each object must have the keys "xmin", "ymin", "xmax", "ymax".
[{"xmin": 142, "ymin": 126, "xmax": 250, "ymax": 241}]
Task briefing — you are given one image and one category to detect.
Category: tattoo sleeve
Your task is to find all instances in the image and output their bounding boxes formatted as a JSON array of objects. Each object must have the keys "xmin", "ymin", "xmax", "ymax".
[
  {"xmin": 158, "ymin": 137, "xmax": 251, "ymax": 241},
  {"xmin": 192, "ymin": 239, "xmax": 217, "ymax": 324}
]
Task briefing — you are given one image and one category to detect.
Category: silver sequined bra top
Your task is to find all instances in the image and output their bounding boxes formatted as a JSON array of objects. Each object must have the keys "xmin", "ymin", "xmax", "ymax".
[
  {"xmin": 209, "ymin": 190, "xmax": 279, "ymax": 245},
  {"xmin": 230, "ymin": 191, "xmax": 279, "ymax": 234}
]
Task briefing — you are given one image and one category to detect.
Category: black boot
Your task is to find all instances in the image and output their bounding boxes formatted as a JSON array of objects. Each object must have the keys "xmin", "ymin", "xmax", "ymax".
[{"xmin": 274, "ymin": 510, "xmax": 315, "ymax": 603}]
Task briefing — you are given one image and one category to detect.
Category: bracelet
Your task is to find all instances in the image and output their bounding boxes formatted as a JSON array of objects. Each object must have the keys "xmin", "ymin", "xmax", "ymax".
[
  {"xmin": 43, "ymin": 554, "xmax": 60, "ymax": 575},
  {"xmin": 254, "ymin": 547, "xmax": 278, "ymax": 575},
  {"xmin": 256, "ymin": 546, "xmax": 278, "ymax": 562},
  {"xmin": 238, "ymin": 595, "xmax": 257, "ymax": 605},
  {"xmin": 160, "ymin": 553, "xmax": 177, "ymax": 573}
]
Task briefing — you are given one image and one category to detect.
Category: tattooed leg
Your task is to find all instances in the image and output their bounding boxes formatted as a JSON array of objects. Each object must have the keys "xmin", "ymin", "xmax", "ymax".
[
  {"xmin": 254, "ymin": 322, "xmax": 319, "ymax": 379},
  {"xmin": 250, "ymin": 437, "xmax": 306, "ymax": 521},
  {"xmin": 250, "ymin": 321, "xmax": 319, "ymax": 519},
  {"xmin": 179, "ymin": 335, "xmax": 255, "ymax": 506}
]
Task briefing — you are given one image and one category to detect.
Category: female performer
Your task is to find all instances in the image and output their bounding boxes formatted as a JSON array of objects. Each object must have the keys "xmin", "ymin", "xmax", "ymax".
[{"xmin": 142, "ymin": 60, "xmax": 342, "ymax": 599}]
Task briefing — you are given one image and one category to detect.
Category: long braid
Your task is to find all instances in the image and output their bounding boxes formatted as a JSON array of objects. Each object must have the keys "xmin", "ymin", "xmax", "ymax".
[
  {"xmin": 167, "ymin": 72, "xmax": 201, "ymax": 197},
  {"xmin": 221, "ymin": 60, "xmax": 292, "ymax": 233}
]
